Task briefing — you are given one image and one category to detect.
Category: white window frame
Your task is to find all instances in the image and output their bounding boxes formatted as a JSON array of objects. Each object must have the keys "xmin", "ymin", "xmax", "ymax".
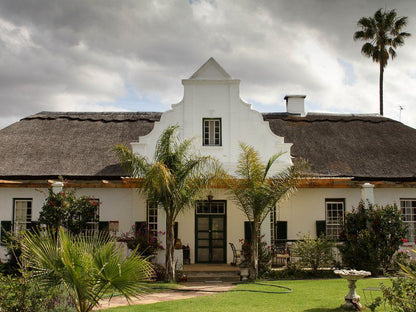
[
  {"xmin": 85, "ymin": 198, "xmax": 99, "ymax": 232},
  {"xmin": 325, "ymin": 199, "xmax": 345, "ymax": 239},
  {"xmin": 13, "ymin": 198, "xmax": 32, "ymax": 234},
  {"xmin": 147, "ymin": 201, "xmax": 158, "ymax": 236},
  {"xmin": 400, "ymin": 198, "xmax": 416, "ymax": 242},
  {"xmin": 203, "ymin": 118, "xmax": 222, "ymax": 146}
]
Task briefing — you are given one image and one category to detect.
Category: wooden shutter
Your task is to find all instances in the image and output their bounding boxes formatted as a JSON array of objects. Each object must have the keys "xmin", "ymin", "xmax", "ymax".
[
  {"xmin": 275, "ymin": 221, "xmax": 288, "ymax": 240},
  {"xmin": 244, "ymin": 221, "xmax": 253, "ymax": 242},
  {"xmin": 99, "ymin": 221, "xmax": 110, "ymax": 232},
  {"xmin": 0, "ymin": 220, "xmax": 12, "ymax": 245},
  {"xmin": 316, "ymin": 220, "xmax": 326, "ymax": 237},
  {"xmin": 174, "ymin": 222, "xmax": 178, "ymax": 240}
]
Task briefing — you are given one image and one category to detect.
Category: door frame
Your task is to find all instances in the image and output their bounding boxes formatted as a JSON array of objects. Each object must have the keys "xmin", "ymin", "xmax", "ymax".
[{"xmin": 194, "ymin": 200, "xmax": 227, "ymax": 263}]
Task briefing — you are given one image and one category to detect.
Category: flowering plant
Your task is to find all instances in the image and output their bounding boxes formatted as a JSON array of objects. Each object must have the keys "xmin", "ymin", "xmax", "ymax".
[
  {"xmin": 121, "ymin": 223, "xmax": 164, "ymax": 258},
  {"xmin": 38, "ymin": 187, "xmax": 99, "ymax": 235}
]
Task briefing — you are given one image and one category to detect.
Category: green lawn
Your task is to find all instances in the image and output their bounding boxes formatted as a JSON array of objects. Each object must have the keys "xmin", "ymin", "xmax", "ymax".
[{"xmin": 104, "ymin": 278, "xmax": 390, "ymax": 312}]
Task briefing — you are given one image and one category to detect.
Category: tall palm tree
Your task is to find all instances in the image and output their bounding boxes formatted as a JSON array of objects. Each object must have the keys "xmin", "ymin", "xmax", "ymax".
[
  {"xmin": 225, "ymin": 143, "xmax": 306, "ymax": 279},
  {"xmin": 354, "ymin": 8, "xmax": 410, "ymax": 116},
  {"xmin": 115, "ymin": 125, "xmax": 219, "ymax": 282},
  {"xmin": 20, "ymin": 227, "xmax": 153, "ymax": 312}
]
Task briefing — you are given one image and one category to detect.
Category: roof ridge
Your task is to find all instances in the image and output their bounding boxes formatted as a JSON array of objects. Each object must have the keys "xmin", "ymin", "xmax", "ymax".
[{"xmin": 23, "ymin": 111, "xmax": 162, "ymax": 123}]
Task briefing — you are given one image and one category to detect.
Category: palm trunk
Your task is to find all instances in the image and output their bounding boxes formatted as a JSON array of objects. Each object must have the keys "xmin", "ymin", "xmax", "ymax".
[
  {"xmin": 379, "ymin": 61, "xmax": 384, "ymax": 116},
  {"xmin": 165, "ymin": 215, "xmax": 175, "ymax": 282},
  {"xmin": 250, "ymin": 222, "xmax": 259, "ymax": 280}
]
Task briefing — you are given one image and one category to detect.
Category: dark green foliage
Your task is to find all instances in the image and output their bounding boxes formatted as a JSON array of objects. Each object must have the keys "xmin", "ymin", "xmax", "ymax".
[
  {"xmin": 120, "ymin": 223, "xmax": 164, "ymax": 258},
  {"xmin": 291, "ymin": 233, "xmax": 334, "ymax": 272},
  {"xmin": 382, "ymin": 277, "xmax": 416, "ymax": 311},
  {"xmin": 263, "ymin": 267, "xmax": 338, "ymax": 280},
  {"xmin": 239, "ymin": 236, "xmax": 271, "ymax": 276},
  {"xmin": 339, "ymin": 201, "xmax": 407, "ymax": 275},
  {"xmin": 0, "ymin": 274, "xmax": 76, "ymax": 312},
  {"xmin": 38, "ymin": 188, "xmax": 99, "ymax": 235}
]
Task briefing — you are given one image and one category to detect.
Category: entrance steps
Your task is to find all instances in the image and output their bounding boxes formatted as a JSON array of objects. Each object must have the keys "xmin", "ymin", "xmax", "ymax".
[{"xmin": 183, "ymin": 264, "xmax": 240, "ymax": 282}]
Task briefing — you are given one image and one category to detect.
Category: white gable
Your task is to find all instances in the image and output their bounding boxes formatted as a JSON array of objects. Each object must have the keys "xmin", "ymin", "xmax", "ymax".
[{"xmin": 132, "ymin": 58, "xmax": 292, "ymax": 175}]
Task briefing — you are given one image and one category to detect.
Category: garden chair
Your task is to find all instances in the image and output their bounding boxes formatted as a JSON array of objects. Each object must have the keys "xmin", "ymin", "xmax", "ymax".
[{"xmin": 229, "ymin": 242, "xmax": 241, "ymax": 266}]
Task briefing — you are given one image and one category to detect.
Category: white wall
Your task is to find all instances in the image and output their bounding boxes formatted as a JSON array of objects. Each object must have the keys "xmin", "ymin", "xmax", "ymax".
[
  {"xmin": 132, "ymin": 58, "xmax": 292, "ymax": 175},
  {"xmin": 279, "ymin": 187, "xmax": 416, "ymax": 239}
]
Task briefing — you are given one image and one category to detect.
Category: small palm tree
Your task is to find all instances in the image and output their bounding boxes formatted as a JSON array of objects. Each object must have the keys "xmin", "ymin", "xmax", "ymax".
[
  {"xmin": 225, "ymin": 143, "xmax": 306, "ymax": 279},
  {"xmin": 354, "ymin": 8, "xmax": 410, "ymax": 116},
  {"xmin": 20, "ymin": 227, "xmax": 153, "ymax": 312},
  {"xmin": 115, "ymin": 125, "xmax": 219, "ymax": 282}
]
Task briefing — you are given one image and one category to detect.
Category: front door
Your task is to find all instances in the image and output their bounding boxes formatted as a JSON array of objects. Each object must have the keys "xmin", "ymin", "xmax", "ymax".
[{"xmin": 195, "ymin": 201, "xmax": 226, "ymax": 263}]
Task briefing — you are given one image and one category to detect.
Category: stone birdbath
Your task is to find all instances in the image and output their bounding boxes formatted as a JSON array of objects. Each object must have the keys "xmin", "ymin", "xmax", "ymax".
[{"xmin": 334, "ymin": 269, "xmax": 371, "ymax": 309}]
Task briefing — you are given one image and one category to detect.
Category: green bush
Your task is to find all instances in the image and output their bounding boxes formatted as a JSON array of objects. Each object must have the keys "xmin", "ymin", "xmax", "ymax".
[
  {"xmin": 382, "ymin": 277, "xmax": 416, "ymax": 311},
  {"xmin": 291, "ymin": 233, "xmax": 334, "ymax": 272},
  {"xmin": 0, "ymin": 274, "xmax": 76, "ymax": 312},
  {"xmin": 339, "ymin": 201, "xmax": 407, "ymax": 275},
  {"xmin": 263, "ymin": 267, "xmax": 338, "ymax": 280},
  {"xmin": 38, "ymin": 188, "xmax": 99, "ymax": 235}
]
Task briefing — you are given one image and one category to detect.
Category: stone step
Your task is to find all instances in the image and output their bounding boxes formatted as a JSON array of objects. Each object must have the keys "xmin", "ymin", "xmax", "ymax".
[{"xmin": 184, "ymin": 270, "xmax": 240, "ymax": 282}]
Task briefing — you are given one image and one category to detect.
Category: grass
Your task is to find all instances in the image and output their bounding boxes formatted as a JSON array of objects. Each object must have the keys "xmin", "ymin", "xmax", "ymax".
[{"xmin": 104, "ymin": 278, "xmax": 390, "ymax": 312}]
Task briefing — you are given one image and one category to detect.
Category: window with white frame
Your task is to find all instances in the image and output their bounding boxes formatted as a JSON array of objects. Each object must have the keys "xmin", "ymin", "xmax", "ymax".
[
  {"xmin": 85, "ymin": 198, "xmax": 99, "ymax": 232},
  {"xmin": 13, "ymin": 198, "xmax": 32, "ymax": 234},
  {"xmin": 400, "ymin": 199, "xmax": 416, "ymax": 242},
  {"xmin": 325, "ymin": 199, "xmax": 345, "ymax": 239},
  {"xmin": 203, "ymin": 118, "xmax": 221, "ymax": 146},
  {"xmin": 147, "ymin": 201, "xmax": 158, "ymax": 236}
]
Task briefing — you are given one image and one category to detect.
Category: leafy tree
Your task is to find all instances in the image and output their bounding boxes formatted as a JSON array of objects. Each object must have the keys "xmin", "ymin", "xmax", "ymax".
[
  {"xmin": 291, "ymin": 233, "xmax": 334, "ymax": 273},
  {"xmin": 225, "ymin": 143, "xmax": 306, "ymax": 279},
  {"xmin": 38, "ymin": 188, "xmax": 99, "ymax": 235},
  {"xmin": 354, "ymin": 8, "xmax": 410, "ymax": 116},
  {"xmin": 20, "ymin": 227, "xmax": 152, "ymax": 312},
  {"xmin": 339, "ymin": 201, "xmax": 408, "ymax": 275},
  {"xmin": 115, "ymin": 125, "xmax": 219, "ymax": 282}
]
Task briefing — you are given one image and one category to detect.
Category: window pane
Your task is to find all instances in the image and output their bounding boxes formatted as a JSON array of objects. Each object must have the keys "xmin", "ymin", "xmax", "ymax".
[
  {"xmin": 326, "ymin": 200, "xmax": 344, "ymax": 239},
  {"xmin": 202, "ymin": 118, "xmax": 221, "ymax": 146},
  {"xmin": 400, "ymin": 199, "xmax": 416, "ymax": 242}
]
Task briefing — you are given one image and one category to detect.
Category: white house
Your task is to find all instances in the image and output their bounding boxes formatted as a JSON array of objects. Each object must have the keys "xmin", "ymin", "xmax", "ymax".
[{"xmin": 1, "ymin": 58, "xmax": 416, "ymax": 264}]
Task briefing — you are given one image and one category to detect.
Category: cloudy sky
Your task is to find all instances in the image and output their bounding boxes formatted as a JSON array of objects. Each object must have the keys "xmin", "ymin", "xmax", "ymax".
[{"xmin": 1, "ymin": 0, "xmax": 416, "ymax": 129}]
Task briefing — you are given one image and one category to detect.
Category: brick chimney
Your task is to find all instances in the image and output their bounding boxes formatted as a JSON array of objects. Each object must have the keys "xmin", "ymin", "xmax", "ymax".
[{"xmin": 284, "ymin": 95, "xmax": 306, "ymax": 116}]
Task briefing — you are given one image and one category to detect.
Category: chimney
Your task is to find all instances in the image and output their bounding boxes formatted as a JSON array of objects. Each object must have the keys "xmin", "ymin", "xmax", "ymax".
[
  {"xmin": 284, "ymin": 95, "xmax": 306, "ymax": 116},
  {"xmin": 361, "ymin": 183, "xmax": 375, "ymax": 206}
]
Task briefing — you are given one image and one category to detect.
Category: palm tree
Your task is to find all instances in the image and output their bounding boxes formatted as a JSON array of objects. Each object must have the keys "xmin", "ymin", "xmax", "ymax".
[
  {"xmin": 354, "ymin": 8, "xmax": 410, "ymax": 116},
  {"xmin": 225, "ymin": 143, "xmax": 306, "ymax": 279},
  {"xmin": 20, "ymin": 227, "xmax": 153, "ymax": 312},
  {"xmin": 115, "ymin": 125, "xmax": 219, "ymax": 282}
]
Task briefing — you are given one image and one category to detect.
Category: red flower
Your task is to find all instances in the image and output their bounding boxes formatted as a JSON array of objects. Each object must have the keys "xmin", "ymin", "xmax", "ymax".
[{"xmin": 402, "ymin": 238, "xmax": 408, "ymax": 243}]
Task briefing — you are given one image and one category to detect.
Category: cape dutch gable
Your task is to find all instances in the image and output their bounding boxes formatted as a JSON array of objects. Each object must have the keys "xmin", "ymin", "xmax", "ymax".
[{"xmin": 0, "ymin": 58, "xmax": 416, "ymax": 264}]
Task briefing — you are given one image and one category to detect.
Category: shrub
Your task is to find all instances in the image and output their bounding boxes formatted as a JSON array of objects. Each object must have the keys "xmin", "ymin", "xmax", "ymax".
[
  {"xmin": 119, "ymin": 224, "xmax": 164, "ymax": 258},
  {"xmin": 382, "ymin": 277, "xmax": 416, "ymax": 311},
  {"xmin": 38, "ymin": 188, "xmax": 99, "ymax": 235},
  {"xmin": 291, "ymin": 233, "xmax": 334, "ymax": 272},
  {"xmin": 239, "ymin": 236, "xmax": 271, "ymax": 276},
  {"xmin": 0, "ymin": 273, "xmax": 76, "ymax": 312},
  {"xmin": 339, "ymin": 201, "xmax": 407, "ymax": 275}
]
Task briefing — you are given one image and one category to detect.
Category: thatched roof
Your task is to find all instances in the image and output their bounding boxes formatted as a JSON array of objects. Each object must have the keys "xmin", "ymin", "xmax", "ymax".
[
  {"xmin": 0, "ymin": 111, "xmax": 415, "ymax": 180},
  {"xmin": 0, "ymin": 112, "xmax": 161, "ymax": 179},
  {"xmin": 264, "ymin": 113, "xmax": 416, "ymax": 180}
]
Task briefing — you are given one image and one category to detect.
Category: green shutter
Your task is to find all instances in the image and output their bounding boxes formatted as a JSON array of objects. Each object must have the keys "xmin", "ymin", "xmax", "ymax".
[
  {"xmin": 1, "ymin": 220, "xmax": 12, "ymax": 245},
  {"xmin": 244, "ymin": 221, "xmax": 253, "ymax": 242},
  {"xmin": 316, "ymin": 220, "xmax": 326, "ymax": 237},
  {"xmin": 275, "ymin": 221, "xmax": 288, "ymax": 240},
  {"xmin": 174, "ymin": 222, "xmax": 178, "ymax": 240},
  {"xmin": 99, "ymin": 221, "xmax": 110, "ymax": 232}
]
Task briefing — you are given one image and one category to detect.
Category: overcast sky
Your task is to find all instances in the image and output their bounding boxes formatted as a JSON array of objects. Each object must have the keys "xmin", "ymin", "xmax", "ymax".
[{"xmin": 1, "ymin": 0, "xmax": 416, "ymax": 129}]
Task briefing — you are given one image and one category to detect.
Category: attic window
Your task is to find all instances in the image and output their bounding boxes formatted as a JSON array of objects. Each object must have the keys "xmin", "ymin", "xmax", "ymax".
[{"xmin": 203, "ymin": 118, "xmax": 221, "ymax": 146}]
